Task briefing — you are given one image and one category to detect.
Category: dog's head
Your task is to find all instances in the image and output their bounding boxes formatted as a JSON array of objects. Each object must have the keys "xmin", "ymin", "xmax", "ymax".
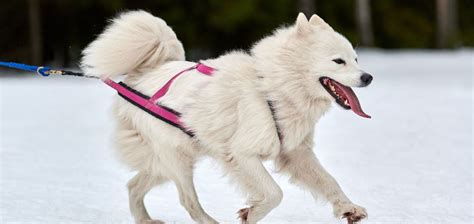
[{"xmin": 252, "ymin": 13, "xmax": 373, "ymax": 118}]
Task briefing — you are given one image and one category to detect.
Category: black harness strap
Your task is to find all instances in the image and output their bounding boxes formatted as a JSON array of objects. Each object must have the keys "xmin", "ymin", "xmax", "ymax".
[
  {"xmin": 117, "ymin": 82, "xmax": 194, "ymax": 137},
  {"xmin": 267, "ymin": 100, "xmax": 283, "ymax": 142}
]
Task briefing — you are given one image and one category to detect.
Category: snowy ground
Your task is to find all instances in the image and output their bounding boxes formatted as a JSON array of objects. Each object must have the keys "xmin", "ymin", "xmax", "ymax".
[{"xmin": 0, "ymin": 50, "xmax": 472, "ymax": 223}]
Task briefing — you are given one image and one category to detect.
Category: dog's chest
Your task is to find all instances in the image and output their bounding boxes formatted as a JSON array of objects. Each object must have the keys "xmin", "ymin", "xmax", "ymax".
[{"xmin": 276, "ymin": 99, "xmax": 331, "ymax": 150}]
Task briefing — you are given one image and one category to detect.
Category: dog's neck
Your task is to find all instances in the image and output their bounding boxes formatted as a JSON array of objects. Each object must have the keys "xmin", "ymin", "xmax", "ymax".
[{"xmin": 257, "ymin": 77, "xmax": 332, "ymax": 150}]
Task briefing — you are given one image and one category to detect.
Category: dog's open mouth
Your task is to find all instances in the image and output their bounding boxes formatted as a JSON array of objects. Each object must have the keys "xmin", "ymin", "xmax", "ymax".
[{"xmin": 319, "ymin": 77, "xmax": 371, "ymax": 118}]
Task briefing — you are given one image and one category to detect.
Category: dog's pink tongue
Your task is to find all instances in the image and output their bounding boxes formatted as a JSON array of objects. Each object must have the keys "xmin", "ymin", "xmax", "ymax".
[{"xmin": 333, "ymin": 82, "xmax": 371, "ymax": 119}]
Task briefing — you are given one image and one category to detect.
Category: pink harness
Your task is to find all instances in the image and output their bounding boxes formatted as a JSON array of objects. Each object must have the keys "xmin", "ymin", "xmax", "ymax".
[
  {"xmin": 101, "ymin": 62, "xmax": 282, "ymax": 140},
  {"xmin": 102, "ymin": 63, "xmax": 215, "ymax": 136}
]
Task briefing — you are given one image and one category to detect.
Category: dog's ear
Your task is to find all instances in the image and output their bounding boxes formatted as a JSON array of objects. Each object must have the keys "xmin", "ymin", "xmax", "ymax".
[
  {"xmin": 296, "ymin": 12, "xmax": 312, "ymax": 35},
  {"xmin": 309, "ymin": 14, "xmax": 333, "ymax": 31}
]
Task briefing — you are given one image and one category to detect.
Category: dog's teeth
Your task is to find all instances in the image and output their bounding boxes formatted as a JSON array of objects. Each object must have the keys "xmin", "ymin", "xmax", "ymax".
[{"xmin": 344, "ymin": 99, "xmax": 349, "ymax": 105}]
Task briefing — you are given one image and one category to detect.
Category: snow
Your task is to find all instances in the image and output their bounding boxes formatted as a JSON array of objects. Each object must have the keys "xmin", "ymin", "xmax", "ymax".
[{"xmin": 1, "ymin": 50, "xmax": 472, "ymax": 223}]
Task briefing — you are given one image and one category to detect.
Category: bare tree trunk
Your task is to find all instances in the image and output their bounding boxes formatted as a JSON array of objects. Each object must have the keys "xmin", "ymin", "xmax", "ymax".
[
  {"xmin": 28, "ymin": 0, "xmax": 42, "ymax": 64},
  {"xmin": 355, "ymin": 0, "xmax": 374, "ymax": 46},
  {"xmin": 436, "ymin": 0, "xmax": 458, "ymax": 48},
  {"xmin": 297, "ymin": 0, "xmax": 315, "ymax": 17}
]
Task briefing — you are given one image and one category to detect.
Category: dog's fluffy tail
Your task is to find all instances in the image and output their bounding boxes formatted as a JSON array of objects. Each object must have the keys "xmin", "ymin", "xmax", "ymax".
[{"xmin": 81, "ymin": 10, "xmax": 185, "ymax": 78}]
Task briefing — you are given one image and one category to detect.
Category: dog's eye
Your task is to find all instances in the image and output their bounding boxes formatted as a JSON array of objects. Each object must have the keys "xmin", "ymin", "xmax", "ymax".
[
  {"xmin": 333, "ymin": 58, "xmax": 346, "ymax": 65},
  {"xmin": 355, "ymin": 58, "xmax": 358, "ymax": 63}
]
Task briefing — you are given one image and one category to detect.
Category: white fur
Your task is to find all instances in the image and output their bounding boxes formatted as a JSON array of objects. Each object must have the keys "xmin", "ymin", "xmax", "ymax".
[
  {"xmin": 82, "ymin": 11, "xmax": 369, "ymax": 224},
  {"xmin": 81, "ymin": 10, "xmax": 185, "ymax": 78}
]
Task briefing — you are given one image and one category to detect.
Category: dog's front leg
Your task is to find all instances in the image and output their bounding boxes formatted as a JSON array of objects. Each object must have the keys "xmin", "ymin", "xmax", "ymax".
[
  {"xmin": 221, "ymin": 156, "xmax": 283, "ymax": 224},
  {"xmin": 276, "ymin": 145, "xmax": 367, "ymax": 223}
]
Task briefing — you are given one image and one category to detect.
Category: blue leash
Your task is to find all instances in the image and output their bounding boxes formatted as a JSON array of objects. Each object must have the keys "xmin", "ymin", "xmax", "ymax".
[
  {"xmin": 0, "ymin": 61, "xmax": 98, "ymax": 79},
  {"xmin": 0, "ymin": 61, "xmax": 51, "ymax": 77}
]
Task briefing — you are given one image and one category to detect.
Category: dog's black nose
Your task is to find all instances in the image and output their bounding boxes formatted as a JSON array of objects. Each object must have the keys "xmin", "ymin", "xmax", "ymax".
[{"xmin": 360, "ymin": 73, "xmax": 373, "ymax": 86}]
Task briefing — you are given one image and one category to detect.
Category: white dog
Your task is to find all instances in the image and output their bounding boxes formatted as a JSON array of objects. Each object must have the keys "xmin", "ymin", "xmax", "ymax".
[{"xmin": 82, "ymin": 10, "xmax": 372, "ymax": 224}]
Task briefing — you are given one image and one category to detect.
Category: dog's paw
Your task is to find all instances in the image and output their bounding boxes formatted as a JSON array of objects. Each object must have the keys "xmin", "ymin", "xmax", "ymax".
[
  {"xmin": 237, "ymin": 207, "xmax": 250, "ymax": 223},
  {"xmin": 139, "ymin": 219, "xmax": 165, "ymax": 224},
  {"xmin": 334, "ymin": 203, "xmax": 367, "ymax": 223}
]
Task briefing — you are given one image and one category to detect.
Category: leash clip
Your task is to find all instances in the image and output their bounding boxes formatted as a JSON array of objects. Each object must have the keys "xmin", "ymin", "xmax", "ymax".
[{"xmin": 36, "ymin": 66, "xmax": 50, "ymax": 77}]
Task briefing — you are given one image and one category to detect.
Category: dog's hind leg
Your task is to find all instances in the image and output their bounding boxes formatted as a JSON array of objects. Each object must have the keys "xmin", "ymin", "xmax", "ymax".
[
  {"xmin": 128, "ymin": 172, "xmax": 167, "ymax": 224},
  {"xmin": 224, "ymin": 156, "xmax": 283, "ymax": 224},
  {"xmin": 276, "ymin": 144, "xmax": 367, "ymax": 223}
]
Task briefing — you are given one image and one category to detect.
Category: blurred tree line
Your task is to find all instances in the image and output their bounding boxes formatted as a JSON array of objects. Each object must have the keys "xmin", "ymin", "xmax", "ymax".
[{"xmin": 0, "ymin": 0, "xmax": 472, "ymax": 66}]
